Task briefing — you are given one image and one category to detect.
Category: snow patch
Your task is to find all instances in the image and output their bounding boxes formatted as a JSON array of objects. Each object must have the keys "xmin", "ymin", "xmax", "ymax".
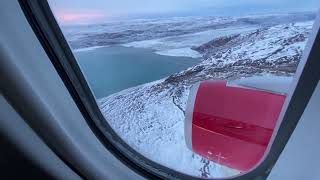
[
  {"xmin": 123, "ymin": 26, "xmax": 258, "ymax": 58},
  {"xmin": 73, "ymin": 45, "xmax": 106, "ymax": 52},
  {"xmin": 156, "ymin": 48, "xmax": 201, "ymax": 58}
]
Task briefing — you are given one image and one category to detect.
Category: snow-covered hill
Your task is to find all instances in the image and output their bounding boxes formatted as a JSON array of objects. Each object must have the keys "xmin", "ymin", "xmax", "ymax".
[
  {"xmin": 65, "ymin": 12, "xmax": 315, "ymax": 50},
  {"xmin": 193, "ymin": 21, "xmax": 312, "ymax": 67},
  {"xmin": 98, "ymin": 20, "xmax": 313, "ymax": 178}
]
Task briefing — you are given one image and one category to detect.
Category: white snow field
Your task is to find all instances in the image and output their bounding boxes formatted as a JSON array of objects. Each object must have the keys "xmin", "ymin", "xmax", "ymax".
[{"xmin": 123, "ymin": 26, "xmax": 258, "ymax": 58}]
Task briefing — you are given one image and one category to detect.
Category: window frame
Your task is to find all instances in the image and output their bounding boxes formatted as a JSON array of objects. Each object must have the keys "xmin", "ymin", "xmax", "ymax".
[{"xmin": 18, "ymin": 1, "xmax": 320, "ymax": 179}]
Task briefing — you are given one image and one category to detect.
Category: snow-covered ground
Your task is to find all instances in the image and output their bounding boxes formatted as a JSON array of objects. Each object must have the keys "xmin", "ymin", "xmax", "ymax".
[
  {"xmin": 63, "ymin": 12, "xmax": 315, "ymax": 50},
  {"xmin": 64, "ymin": 13, "xmax": 315, "ymax": 178},
  {"xmin": 73, "ymin": 45, "xmax": 106, "ymax": 52},
  {"xmin": 195, "ymin": 21, "xmax": 313, "ymax": 66},
  {"xmin": 123, "ymin": 26, "xmax": 258, "ymax": 58}
]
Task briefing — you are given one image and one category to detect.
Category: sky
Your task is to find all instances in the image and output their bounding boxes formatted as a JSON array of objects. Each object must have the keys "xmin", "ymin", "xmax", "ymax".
[{"xmin": 48, "ymin": 0, "xmax": 319, "ymax": 24}]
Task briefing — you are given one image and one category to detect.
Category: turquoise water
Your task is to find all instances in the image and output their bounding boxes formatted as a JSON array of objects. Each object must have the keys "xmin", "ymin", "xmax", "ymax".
[{"xmin": 74, "ymin": 46, "xmax": 200, "ymax": 98}]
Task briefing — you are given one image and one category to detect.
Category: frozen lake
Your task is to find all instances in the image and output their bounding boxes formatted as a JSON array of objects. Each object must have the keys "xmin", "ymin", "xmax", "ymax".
[{"xmin": 74, "ymin": 46, "xmax": 200, "ymax": 98}]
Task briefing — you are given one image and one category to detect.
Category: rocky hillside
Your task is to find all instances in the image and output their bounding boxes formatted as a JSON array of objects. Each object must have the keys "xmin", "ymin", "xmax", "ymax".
[{"xmin": 99, "ymin": 21, "xmax": 313, "ymax": 178}]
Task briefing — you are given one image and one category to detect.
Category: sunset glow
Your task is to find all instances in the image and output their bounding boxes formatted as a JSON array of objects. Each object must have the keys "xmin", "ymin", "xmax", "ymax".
[{"xmin": 55, "ymin": 10, "xmax": 107, "ymax": 24}]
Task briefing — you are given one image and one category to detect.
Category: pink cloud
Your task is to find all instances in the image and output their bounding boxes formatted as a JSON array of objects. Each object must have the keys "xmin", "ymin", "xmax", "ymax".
[{"xmin": 55, "ymin": 9, "xmax": 107, "ymax": 24}]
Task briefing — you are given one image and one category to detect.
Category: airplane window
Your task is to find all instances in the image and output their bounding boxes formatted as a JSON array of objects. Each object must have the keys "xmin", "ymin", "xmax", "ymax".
[{"xmin": 47, "ymin": 0, "xmax": 318, "ymax": 178}]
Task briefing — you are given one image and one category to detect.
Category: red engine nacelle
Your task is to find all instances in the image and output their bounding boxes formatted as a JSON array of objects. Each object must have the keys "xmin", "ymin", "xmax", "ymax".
[{"xmin": 185, "ymin": 80, "xmax": 286, "ymax": 172}]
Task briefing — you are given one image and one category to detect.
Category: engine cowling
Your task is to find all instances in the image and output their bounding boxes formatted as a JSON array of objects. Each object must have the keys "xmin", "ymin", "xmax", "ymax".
[{"xmin": 185, "ymin": 79, "xmax": 286, "ymax": 172}]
